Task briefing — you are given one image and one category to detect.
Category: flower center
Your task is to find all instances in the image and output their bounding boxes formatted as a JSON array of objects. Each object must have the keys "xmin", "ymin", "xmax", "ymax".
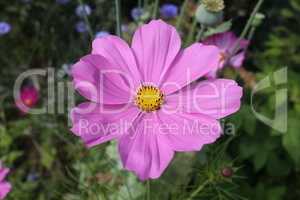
[
  {"xmin": 24, "ymin": 98, "xmax": 33, "ymax": 106},
  {"xmin": 135, "ymin": 85, "xmax": 164, "ymax": 112},
  {"xmin": 202, "ymin": 0, "xmax": 225, "ymax": 12},
  {"xmin": 220, "ymin": 51, "xmax": 227, "ymax": 62}
]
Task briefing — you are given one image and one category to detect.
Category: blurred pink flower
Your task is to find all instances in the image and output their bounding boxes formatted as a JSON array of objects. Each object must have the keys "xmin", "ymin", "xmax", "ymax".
[
  {"xmin": 203, "ymin": 31, "xmax": 249, "ymax": 78},
  {"xmin": 0, "ymin": 162, "xmax": 11, "ymax": 200},
  {"xmin": 15, "ymin": 86, "xmax": 39, "ymax": 113},
  {"xmin": 70, "ymin": 20, "xmax": 243, "ymax": 180}
]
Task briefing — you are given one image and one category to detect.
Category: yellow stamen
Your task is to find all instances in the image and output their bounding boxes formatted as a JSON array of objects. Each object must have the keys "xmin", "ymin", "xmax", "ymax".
[{"xmin": 135, "ymin": 85, "xmax": 164, "ymax": 112}]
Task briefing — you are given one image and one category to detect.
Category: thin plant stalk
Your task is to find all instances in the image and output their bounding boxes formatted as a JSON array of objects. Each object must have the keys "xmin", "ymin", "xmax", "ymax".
[
  {"xmin": 231, "ymin": 0, "xmax": 264, "ymax": 55},
  {"xmin": 146, "ymin": 180, "xmax": 151, "ymax": 200},
  {"xmin": 185, "ymin": 0, "xmax": 201, "ymax": 46},
  {"xmin": 152, "ymin": 0, "xmax": 159, "ymax": 19},
  {"xmin": 185, "ymin": 17, "xmax": 198, "ymax": 46},
  {"xmin": 144, "ymin": 0, "xmax": 148, "ymax": 10},
  {"xmin": 176, "ymin": 0, "xmax": 189, "ymax": 30},
  {"xmin": 241, "ymin": 26, "xmax": 257, "ymax": 54},
  {"xmin": 247, "ymin": 26, "xmax": 256, "ymax": 43},
  {"xmin": 196, "ymin": 25, "xmax": 206, "ymax": 41},
  {"xmin": 125, "ymin": 183, "xmax": 134, "ymax": 200},
  {"xmin": 115, "ymin": 0, "xmax": 122, "ymax": 38},
  {"xmin": 77, "ymin": 0, "xmax": 93, "ymax": 38},
  {"xmin": 187, "ymin": 179, "xmax": 210, "ymax": 200}
]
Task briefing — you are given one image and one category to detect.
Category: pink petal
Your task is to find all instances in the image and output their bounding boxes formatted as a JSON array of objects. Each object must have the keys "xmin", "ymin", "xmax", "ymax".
[
  {"xmin": 0, "ymin": 182, "xmax": 11, "ymax": 199},
  {"xmin": 131, "ymin": 20, "xmax": 181, "ymax": 84},
  {"xmin": 161, "ymin": 43, "xmax": 220, "ymax": 94},
  {"xmin": 0, "ymin": 168, "xmax": 9, "ymax": 182},
  {"xmin": 92, "ymin": 35, "xmax": 142, "ymax": 87},
  {"xmin": 230, "ymin": 51, "xmax": 246, "ymax": 68},
  {"xmin": 203, "ymin": 32, "xmax": 249, "ymax": 55},
  {"xmin": 70, "ymin": 102, "xmax": 140, "ymax": 148},
  {"xmin": 118, "ymin": 113, "xmax": 174, "ymax": 180},
  {"xmin": 72, "ymin": 55, "xmax": 134, "ymax": 104},
  {"xmin": 156, "ymin": 111, "xmax": 222, "ymax": 152},
  {"xmin": 164, "ymin": 79, "xmax": 243, "ymax": 119},
  {"xmin": 203, "ymin": 32, "xmax": 236, "ymax": 51},
  {"xmin": 204, "ymin": 69, "xmax": 218, "ymax": 79}
]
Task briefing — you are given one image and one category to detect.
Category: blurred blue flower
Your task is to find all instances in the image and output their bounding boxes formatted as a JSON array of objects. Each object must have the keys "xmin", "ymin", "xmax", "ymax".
[
  {"xmin": 95, "ymin": 31, "xmax": 109, "ymax": 38},
  {"xmin": 0, "ymin": 22, "xmax": 11, "ymax": 36},
  {"xmin": 121, "ymin": 24, "xmax": 129, "ymax": 33},
  {"xmin": 76, "ymin": 4, "xmax": 92, "ymax": 18},
  {"xmin": 56, "ymin": 0, "xmax": 70, "ymax": 5},
  {"xmin": 75, "ymin": 21, "xmax": 88, "ymax": 33},
  {"xmin": 26, "ymin": 172, "xmax": 39, "ymax": 182},
  {"xmin": 131, "ymin": 7, "xmax": 143, "ymax": 21},
  {"xmin": 160, "ymin": 3, "xmax": 178, "ymax": 19},
  {"xmin": 20, "ymin": 0, "xmax": 32, "ymax": 3}
]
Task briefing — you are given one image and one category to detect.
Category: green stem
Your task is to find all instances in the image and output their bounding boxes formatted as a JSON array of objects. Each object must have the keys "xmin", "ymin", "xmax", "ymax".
[
  {"xmin": 185, "ymin": 17, "xmax": 198, "ymax": 46},
  {"xmin": 144, "ymin": 0, "xmax": 148, "ymax": 10},
  {"xmin": 247, "ymin": 26, "xmax": 256, "ymax": 42},
  {"xmin": 176, "ymin": 0, "xmax": 189, "ymax": 30},
  {"xmin": 152, "ymin": 0, "xmax": 159, "ymax": 19},
  {"xmin": 115, "ymin": 0, "xmax": 122, "ymax": 38},
  {"xmin": 146, "ymin": 180, "xmax": 151, "ymax": 200},
  {"xmin": 196, "ymin": 25, "xmax": 206, "ymax": 41},
  {"xmin": 77, "ymin": 0, "xmax": 93, "ymax": 38},
  {"xmin": 231, "ymin": 0, "xmax": 264, "ymax": 55},
  {"xmin": 187, "ymin": 180, "xmax": 210, "ymax": 200},
  {"xmin": 125, "ymin": 182, "xmax": 134, "ymax": 200}
]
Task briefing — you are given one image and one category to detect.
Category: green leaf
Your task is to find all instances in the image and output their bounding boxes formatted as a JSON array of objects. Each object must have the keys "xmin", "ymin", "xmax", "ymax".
[
  {"xmin": 41, "ymin": 145, "xmax": 56, "ymax": 169},
  {"xmin": 204, "ymin": 20, "xmax": 232, "ymax": 38},
  {"xmin": 253, "ymin": 149, "xmax": 268, "ymax": 171},
  {"xmin": 0, "ymin": 125, "xmax": 12, "ymax": 148},
  {"xmin": 1, "ymin": 151, "xmax": 23, "ymax": 163},
  {"xmin": 242, "ymin": 106, "xmax": 257, "ymax": 135},
  {"xmin": 266, "ymin": 152, "xmax": 291, "ymax": 177},
  {"xmin": 282, "ymin": 118, "xmax": 300, "ymax": 167},
  {"xmin": 266, "ymin": 186, "xmax": 286, "ymax": 200}
]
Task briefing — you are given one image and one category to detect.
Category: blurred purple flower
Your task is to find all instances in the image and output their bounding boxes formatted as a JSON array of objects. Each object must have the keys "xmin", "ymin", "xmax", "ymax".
[
  {"xmin": 203, "ymin": 32, "xmax": 249, "ymax": 78},
  {"xmin": 75, "ymin": 21, "xmax": 88, "ymax": 33},
  {"xmin": 0, "ymin": 22, "xmax": 11, "ymax": 36},
  {"xmin": 56, "ymin": 0, "xmax": 70, "ymax": 5},
  {"xmin": 160, "ymin": 4, "xmax": 178, "ymax": 19},
  {"xmin": 95, "ymin": 31, "xmax": 109, "ymax": 38},
  {"xmin": 0, "ymin": 161, "xmax": 11, "ymax": 199},
  {"xmin": 131, "ymin": 7, "xmax": 143, "ymax": 21},
  {"xmin": 15, "ymin": 85, "xmax": 39, "ymax": 114},
  {"xmin": 76, "ymin": 4, "xmax": 92, "ymax": 18}
]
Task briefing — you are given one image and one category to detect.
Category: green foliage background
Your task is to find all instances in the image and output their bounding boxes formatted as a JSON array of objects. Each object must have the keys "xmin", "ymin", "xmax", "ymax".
[{"xmin": 0, "ymin": 0, "xmax": 300, "ymax": 199}]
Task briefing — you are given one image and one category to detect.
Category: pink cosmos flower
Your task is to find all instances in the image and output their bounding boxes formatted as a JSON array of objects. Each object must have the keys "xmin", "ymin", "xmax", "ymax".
[
  {"xmin": 15, "ymin": 86, "xmax": 39, "ymax": 114},
  {"xmin": 203, "ymin": 31, "xmax": 249, "ymax": 78},
  {"xmin": 0, "ymin": 162, "xmax": 11, "ymax": 199},
  {"xmin": 70, "ymin": 20, "xmax": 242, "ymax": 180}
]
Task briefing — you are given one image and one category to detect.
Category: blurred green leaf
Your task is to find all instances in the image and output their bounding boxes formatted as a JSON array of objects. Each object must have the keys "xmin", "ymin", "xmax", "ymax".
[{"xmin": 282, "ymin": 118, "xmax": 300, "ymax": 167}]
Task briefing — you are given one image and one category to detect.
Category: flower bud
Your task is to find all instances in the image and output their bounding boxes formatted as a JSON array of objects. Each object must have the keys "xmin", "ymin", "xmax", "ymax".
[
  {"xmin": 252, "ymin": 13, "xmax": 265, "ymax": 27},
  {"xmin": 202, "ymin": 0, "xmax": 225, "ymax": 12},
  {"xmin": 221, "ymin": 167, "xmax": 234, "ymax": 178},
  {"xmin": 195, "ymin": 4, "xmax": 223, "ymax": 26}
]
